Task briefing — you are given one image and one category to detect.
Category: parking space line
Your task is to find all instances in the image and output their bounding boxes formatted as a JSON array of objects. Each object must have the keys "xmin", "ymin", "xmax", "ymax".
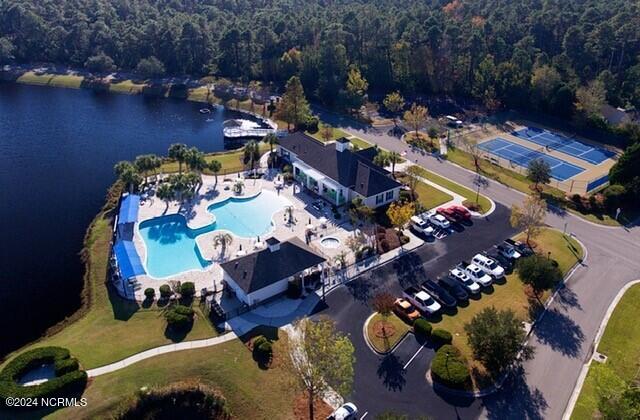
[
  {"xmin": 403, "ymin": 343, "xmax": 427, "ymax": 370},
  {"xmin": 360, "ymin": 411, "xmax": 369, "ymax": 420}
]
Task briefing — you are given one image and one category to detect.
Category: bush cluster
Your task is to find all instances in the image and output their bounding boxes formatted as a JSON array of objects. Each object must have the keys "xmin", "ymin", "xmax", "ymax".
[
  {"xmin": 252, "ymin": 335, "xmax": 273, "ymax": 358},
  {"xmin": 0, "ymin": 347, "xmax": 87, "ymax": 403},
  {"xmin": 430, "ymin": 345, "xmax": 471, "ymax": 390},
  {"xmin": 180, "ymin": 282, "xmax": 196, "ymax": 299},
  {"xmin": 144, "ymin": 288, "xmax": 155, "ymax": 300},
  {"xmin": 159, "ymin": 284, "xmax": 172, "ymax": 299},
  {"xmin": 376, "ymin": 227, "xmax": 401, "ymax": 253},
  {"xmin": 431, "ymin": 328, "xmax": 453, "ymax": 345},
  {"xmin": 413, "ymin": 318, "xmax": 432, "ymax": 337},
  {"xmin": 165, "ymin": 305, "xmax": 194, "ymax": 330}
]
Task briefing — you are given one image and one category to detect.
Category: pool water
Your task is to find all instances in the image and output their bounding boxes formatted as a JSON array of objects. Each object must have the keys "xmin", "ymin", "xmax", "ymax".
[
  {"xmin": 139, "ymin": 190, "xmax": 290, "ymax": 278},
  {"xmin": 320, "ymin": 237, "xmax": 341, "ymax": 249}
]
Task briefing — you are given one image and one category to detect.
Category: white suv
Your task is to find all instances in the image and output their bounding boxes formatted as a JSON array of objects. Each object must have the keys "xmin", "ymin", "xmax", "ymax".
[
  {"xmin": 448, "ymin": 268, "xmax": 480, "ymax": 294},
  {"xmin": 471, "ymin": 254, "xmax": 505, "ymax": 279},
  {"xmin": 403, "ymin": 286, "xmax": 442, "ymax": 314},
  {"xmin": 463, "ymin": 263, "xmax": 493, "ymax": 287},
  {"xmin": 410, "ymin": 215, "xmax": 434, "ymax": 237}
]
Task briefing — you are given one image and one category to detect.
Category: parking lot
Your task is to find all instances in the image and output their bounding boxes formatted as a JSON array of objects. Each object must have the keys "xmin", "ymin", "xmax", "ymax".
[{"xmin": 312, "ymin": 203, "xmax": 518, "ymax": 418}]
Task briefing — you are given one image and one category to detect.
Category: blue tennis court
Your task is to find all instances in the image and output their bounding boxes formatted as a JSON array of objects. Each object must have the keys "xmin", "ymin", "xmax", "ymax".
[
  {"xmin": 479, "ymin": 138, "xmax": 585, "ymax": 181},
  {"xmin": 512, "ymin": 127, "xmax": 615, "ymax": 165}
]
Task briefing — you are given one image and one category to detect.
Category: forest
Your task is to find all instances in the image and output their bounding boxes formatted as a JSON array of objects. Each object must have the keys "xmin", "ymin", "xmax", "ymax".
[{"xmin": 0, "ymin": 0, "xmax": 639, "ymax": 117}]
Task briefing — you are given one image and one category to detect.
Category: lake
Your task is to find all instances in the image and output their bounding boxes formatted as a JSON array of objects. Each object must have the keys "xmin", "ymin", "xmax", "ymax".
[{"xmin": 0, "ymin": 83, "xmax": 250, "ymax": 355}]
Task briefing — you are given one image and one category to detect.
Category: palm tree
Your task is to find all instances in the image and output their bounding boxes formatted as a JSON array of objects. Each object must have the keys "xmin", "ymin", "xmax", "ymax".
[
  {"xmin": 334, "ymin": 251, "xmax": 348, "ymax": 270},
  {"xmin": 209, "ymin": 160, "xmax": 222, "ymax": 188},
  {"xmin": 263, "ymin": 133, "xmax": 279, "ymax": 168},
  {"xmin": 168, "ymin": 143, "xmax": 187, "ymax": 174},
  {"xmin": 156, "ymin": 182, "xmax": 174, "ymax": 213},
  {"xmin": 213, "ymin": 232, "xmax": 233, "ymax": 260},
  {"xmin": 243, "ymin": 140, "xmax": 261, "ymax": 174},
  {"xmin": 114, "ymin": 161, "xmax": 141, "ymax": 193},
  {"xmin": 389, "ymin": 151, "xmax": 401, "ymax": 176},
  {"xmin": 373, "ymin": 150, "xmax": 390, "ymax": 168},
  {"xmin": 185, "ymin": 148, "xmax": 207, "ymax": 190}
]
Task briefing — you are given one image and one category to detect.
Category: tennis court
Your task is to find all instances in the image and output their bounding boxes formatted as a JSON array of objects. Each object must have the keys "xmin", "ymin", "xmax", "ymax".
[
  {"xmin": 511, "ymin": 127, "xmax": 615, "ymax": 165},
  {"xmin": 479, "ymin": 138, "xmax": 585, "ymax": 181}
]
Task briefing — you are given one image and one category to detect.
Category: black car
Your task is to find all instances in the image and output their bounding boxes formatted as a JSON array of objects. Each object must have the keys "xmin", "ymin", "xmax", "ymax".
[
  {"xmin": 421, "ymin": 279, "xmax": 457, "ymax": 308},
  {"xmin": 438, "ymin": 276, "xmax": 469, "ymax": 302},
  {"xmin": 485, "ymin": 250, "xmax": 514, "ymax": 273}
]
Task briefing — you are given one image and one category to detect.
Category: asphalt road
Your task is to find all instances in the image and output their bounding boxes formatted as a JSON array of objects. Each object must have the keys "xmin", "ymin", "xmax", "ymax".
[
  {"xmin": 315, "ymin": 109, "xmax": 640, "ymax": 420},
  {"xmin": 313, "ymin": 204, "xmax": 517, "ymax": 418}
]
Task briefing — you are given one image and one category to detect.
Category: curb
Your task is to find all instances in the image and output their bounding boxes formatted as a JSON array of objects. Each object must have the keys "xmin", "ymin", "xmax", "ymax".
[
  {"xmin": 362, "ymin": 313, "xmax": 411, "ymax": 356},
  {"xmin": 561, "ymin": 279, "xmax": 640, "ymax": 420}
]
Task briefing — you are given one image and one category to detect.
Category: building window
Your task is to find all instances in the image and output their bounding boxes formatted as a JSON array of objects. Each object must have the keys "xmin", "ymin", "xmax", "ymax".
[
  {"xmin": 376, "ymin": 194, "xmax": 384, "ymax": 204},
  {"xmin": 385, "ymin": 190, "xmax": 394, "ymax": 201}
]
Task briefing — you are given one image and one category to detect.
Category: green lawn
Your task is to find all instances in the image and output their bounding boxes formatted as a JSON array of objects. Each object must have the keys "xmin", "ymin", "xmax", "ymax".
[
  {"xmin": 571, "ymin": 284, "xmax": 640, "ymax": 419},
  {"xmin": 2, "ymin": 339, "xmax": 296, "ymax": 420},
  {"xmin": 17, "ymin": 71, "xmax": 84, "ymax": 89},
  {"xmin": 109, "ymin": 79, "xmax": 147, "ymax": 95},
  {"xmin": 408, "ymin": 165, "xmax": 492, "ymax": 214},
  {"xmin": 430, "ymin": 229, "xmax": 583, "ymax": 384},
  {"xmin": 306, "ymin": 123, "xmax": 350, "ymax": 142},
  {"xmin": 396, "ymin": 173, "xmax": 453, "ymax": 210},
  {"xmin": 2, "ymin": 214, "xmax": 217, "ymax": 370},
  {"xmin": 160, "ymin": 144, "xmax": 270, "ymax": 176},
  {"xmin": 366, "ymin": 313, "xmax": 411, "ymax": 353}
]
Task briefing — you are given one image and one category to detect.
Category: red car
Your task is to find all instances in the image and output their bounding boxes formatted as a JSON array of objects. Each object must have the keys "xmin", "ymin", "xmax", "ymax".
[
  {"xmin": 449, "ymin": 205, "xmax": 472, "ymax": 221},
  {"xmin": 436, "ymin": 206, "xmax": 463, "ymax": 223}
]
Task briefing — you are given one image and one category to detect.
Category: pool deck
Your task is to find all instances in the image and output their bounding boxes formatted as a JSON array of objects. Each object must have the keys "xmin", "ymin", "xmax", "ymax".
[{"xmin": 129, "ymin": 171, "xmax": 361, "ymax": 300}]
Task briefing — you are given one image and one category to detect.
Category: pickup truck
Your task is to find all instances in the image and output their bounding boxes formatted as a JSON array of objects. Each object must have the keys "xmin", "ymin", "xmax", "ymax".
[
  {"xmin": 439, "ymin": 276, "xmax": 470, "ymax": 302},
  {"xmin": 504, "ymin": 238, "xmax": 533, "ymax": 257},
  {"xmin": 420, "ymin": 279, "xmax": 457, "ymax": 308},
  {"xmin": 403, "ymin": 286, "xmax": 441, "ymax": 314},
  {"xmin": 496, "ymin": 242, "xmax": 522, "ymax": 260},
  {"xmin": 458, "ymin": 261, "xmax": 493, "ymax": 287}
]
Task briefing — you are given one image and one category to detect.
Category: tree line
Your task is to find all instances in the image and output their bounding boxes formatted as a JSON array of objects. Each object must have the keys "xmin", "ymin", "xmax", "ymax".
[{"xmin": 1, "ymin": 0, "xmax": 639, "ymax": 115}]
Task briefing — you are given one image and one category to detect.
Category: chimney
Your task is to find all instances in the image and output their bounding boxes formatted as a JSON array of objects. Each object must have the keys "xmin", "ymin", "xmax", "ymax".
[
  {"xmin": 266, "ymin": 237, "xmax": 281, "ymax": 252},
  {"xmin": 335, "ymin": 137, "xmax": 351, "ymax": 152}
]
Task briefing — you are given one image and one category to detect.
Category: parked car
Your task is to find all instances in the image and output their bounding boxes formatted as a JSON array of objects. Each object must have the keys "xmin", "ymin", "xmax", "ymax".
[
  {"xmin": 496, "ymin": 242, "xmax": 522, "ymax": 260},
  {"xmin": 393, "ymin": 298, "xmax": 421, "ymax": 323},
  {"xmin": 403, "ymin": 286, "xmax": 442, "ymax": 314},
  {"xmin": 505, "ymin": 238, "xmax": 534, "ymax": 256},
  {"xmin": 484, "ymin": 250, "xmax": 514, "ymax": 273},
  {"xmin": 410, "ymin": 215, "xmax": 434, "ymax": 237},
  {"xmin": 436, "ymin": 206, "xmax": 463, "ymax": 223},
  {"xmin": 448, "ymin": 268, "xmax": 481, "ymax": 294},
  {"xmin": 420, "ymin": 279, "xmax": 457, "ymax": 308},
  {"xmin": 327, "ymin": 403, "xmax": 358, "ymax": 420},
  {"xmin": 472, "ymin": 253, "xmax": 506, "ymax": 279},
  {"xmin": 439, "ymin": 276, "xmax": 470, "ymax": 302},
  {"xmin": 459, "ymin": 261, "xmax": 493, "ymax": 287},
  {"xmin": 449, "ymin": 205, "xmax": 472, "ymax": 221},
  {"xmin": 428, "ymin": 213, "xmax": 451, "ymax": 230}
]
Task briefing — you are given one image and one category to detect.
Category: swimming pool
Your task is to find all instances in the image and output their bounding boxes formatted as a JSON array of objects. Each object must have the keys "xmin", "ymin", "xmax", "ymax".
[{"xmin": 138, "ymin": 190, "xmax": 290, "ymax": 278}]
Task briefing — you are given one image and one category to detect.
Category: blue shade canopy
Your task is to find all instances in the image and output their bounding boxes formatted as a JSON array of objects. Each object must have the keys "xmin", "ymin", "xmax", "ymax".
[
  {"xmin": 118, "ymin": 194, "xmax": 140, "ymax": 225},
  {"xmin": 113, "ymin": 240, "xmax": 146, "ymax": 279}
]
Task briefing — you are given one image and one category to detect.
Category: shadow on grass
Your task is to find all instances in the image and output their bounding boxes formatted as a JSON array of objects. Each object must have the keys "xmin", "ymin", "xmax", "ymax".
[
  {"xmin": 376, "ymin": 353, "xmax": 407, "ymax": 391},
  {"xmin": 107, "ymin": 282, "xmax": 140, "ymax": 321}
]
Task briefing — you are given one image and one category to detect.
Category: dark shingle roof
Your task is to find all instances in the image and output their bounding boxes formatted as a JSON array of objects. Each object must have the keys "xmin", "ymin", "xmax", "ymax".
[
  {"xmin": 279, "ymin": 132, "xmax": 402, "ymax": 197},
  {"xmin": 220, "ymin": 237, "xmax": 326, "ymax": 294}
]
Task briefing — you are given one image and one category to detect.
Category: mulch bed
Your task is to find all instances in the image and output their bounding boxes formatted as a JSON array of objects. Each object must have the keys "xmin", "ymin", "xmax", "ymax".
[
  {"xmin": 293, "ymin": 393, "xmax": 333, "ymax": 420},
  {"xmin": 372, "ymin": 320, "xmax": 396, "ymax": 338}
]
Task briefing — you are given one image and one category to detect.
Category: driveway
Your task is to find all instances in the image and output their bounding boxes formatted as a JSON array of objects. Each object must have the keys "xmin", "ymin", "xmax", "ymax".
[
  {"xmin": 312, "ymin": 204, "xmax": 516, "ymax": 418},
  {"xmin": 314, "ymin": 108, "xmax": 640, "ymax": 419}
]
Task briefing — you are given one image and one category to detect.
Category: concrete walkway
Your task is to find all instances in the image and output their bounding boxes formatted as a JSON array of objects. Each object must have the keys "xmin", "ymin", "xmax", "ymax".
[{"xmin": 86, "ymin": 332, "xmax": 238, "ymax": 377}]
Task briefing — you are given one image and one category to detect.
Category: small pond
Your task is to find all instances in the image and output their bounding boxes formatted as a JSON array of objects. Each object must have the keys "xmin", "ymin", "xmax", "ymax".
[{"xmin": 17, "ymin": 363, "xmax": 56, "ymax": 387}]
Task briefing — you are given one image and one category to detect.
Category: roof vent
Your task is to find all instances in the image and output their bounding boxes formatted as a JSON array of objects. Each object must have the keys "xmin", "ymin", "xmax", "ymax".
[
  {"xmin": 243, "ymin": 270, "xmax": 247, "ymax": 278},
  {"xmin": 234, "ymin": 262, "xmax": 239, "ymax": 269},
  {"xmin": 266, "ymin": 237, "xmax": 281, "ymax": 252}
]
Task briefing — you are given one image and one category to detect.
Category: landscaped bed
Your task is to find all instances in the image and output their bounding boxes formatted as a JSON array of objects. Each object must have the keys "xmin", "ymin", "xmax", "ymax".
[
  {"xmin": 431, "ymin": 228, "xmax": 583, "ymax": 388},
  {"xmin": 571, "ymin": 283, "xmax": 640, "ymax": 419},
  {"xmin": 365, "ymin": 313, "xmax": 410, "ymax": 353},
  {"xmin": 396, "ymin": 173, "xmax": 453, "ymax": 210}
]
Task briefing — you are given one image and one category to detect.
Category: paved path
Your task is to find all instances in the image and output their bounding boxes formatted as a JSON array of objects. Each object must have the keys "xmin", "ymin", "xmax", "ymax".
[
  {"xmin": 86, "ymin": 332, "xmax": 238, "ymax": 377},
  {"xmin": 317, "ymin": 108, "xmax": 640, "ymax": 419}
]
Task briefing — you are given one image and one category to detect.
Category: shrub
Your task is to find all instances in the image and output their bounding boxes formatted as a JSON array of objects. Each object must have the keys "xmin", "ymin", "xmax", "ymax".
[
  {"xmin": 603, "ymin": 184, "xmax": 627, "ymax": 210},
  {"xmin": 430, "ymin": 345, "xmax": 471, "ymax": 390},
  {"xmin": 253, "ymin": 335, "xmax": 268, "ymax": 348},
  {"xmin": 431, "ymin": 328, "xmax": 453, "ymax": 345},
  {"xmin": 159, "ymin": 284, "xmax": 172, "ymax": 299},
  {"xmin": 0, "ymin": 347, "xmax": 87, "ymax": 402},
  {"xmin": 399, "ymin": 234, "xmax": 410, "ymax": 245},
  {"xmin": 413, "ymin": 318, "xmax": 432, "ymax": 337},
  {"xmin": 180, "ymin": 282, "xmax": 196, "ymax": 299},
  {"xmin": 399, "ymin": 189, "xmax": 413, "ymax": 203},
  {"xmin": 144, "ymin": 288, "xmax": 155, "ymax": 300},
  {"xmin": 165, "ymin": 305, "xmax": 194, "ymax": 330},
  {"xmin": 256, "ymin": 340, "xmax": 272, "ymax": 357},
  {"xmin": 303, "ymin": 116, "xmax": 320, "ymax": 132}
]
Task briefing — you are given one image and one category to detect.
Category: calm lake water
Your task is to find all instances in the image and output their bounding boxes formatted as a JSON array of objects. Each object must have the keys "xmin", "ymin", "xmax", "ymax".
[{"xmin": 0, "ymin": 83, "xmax": 247, "ymax": 355}]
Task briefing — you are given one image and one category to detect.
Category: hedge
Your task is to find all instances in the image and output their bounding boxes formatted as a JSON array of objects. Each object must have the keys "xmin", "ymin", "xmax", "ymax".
[
  {"xmin": 432, "ymin": 328, "xmax": 453, "ymax": 345},
  {"xmin": 144, "ymin": 288, "xmax": 155, "ymax": 300},
  {"xmin": 159, "ymin": 284, "xmax": 172, "ymax": 298},
  {"xmin": 0, "ymin": 347, "xmax": 87, "ymax": 403},
  {"xmin": 430, "ymin": 345, "xmax": 471, "ymax": 390},
  {"xmin": 413, "ymin": 318, "xmax": 432, "ymax": 337},
  {"xmin": 165, "ymin": 305, "xmax": 194, "ymax": 330},
  {"xmin": 180, "ymin": 282, "xmax": 196, "ymax": 298}
]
